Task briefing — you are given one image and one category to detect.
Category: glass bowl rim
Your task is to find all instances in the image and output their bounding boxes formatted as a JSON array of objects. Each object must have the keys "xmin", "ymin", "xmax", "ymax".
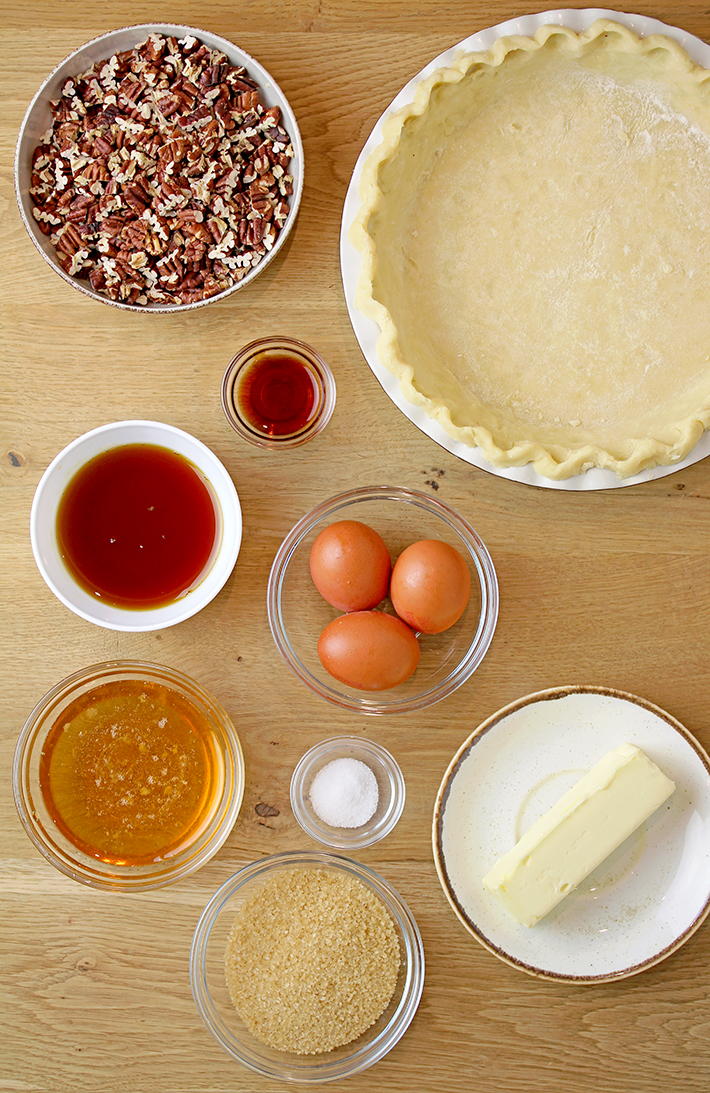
[
  {"xmin": 12, "ymin": 659, "xmax": 245, "ymax": 891},
  {"xmin": 266, "ymin": 484, "xmax": 499, "ymax": 714},
  {"xmin": 189, "ymin": 848, "xmax": 425, "ymax": 1083},
  {"xmin": 289, "ymin": 735, "xmax": 406, "ymax": 849},
  {"xmin": 221, "ymin": 335, "xmax": 336, "ymax": 450}
]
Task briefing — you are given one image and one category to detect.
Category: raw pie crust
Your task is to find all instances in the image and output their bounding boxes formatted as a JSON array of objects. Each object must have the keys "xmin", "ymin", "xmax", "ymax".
[{"xmin": 350, "ymin": 20, "xmax": 710, "ymax": 479}]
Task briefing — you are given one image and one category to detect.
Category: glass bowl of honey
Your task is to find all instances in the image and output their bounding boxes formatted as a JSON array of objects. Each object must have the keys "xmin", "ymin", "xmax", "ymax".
[
  {"xmin": 221, "ymin": 336, "xmax": 336, "ymax": 449},
  {"xmin": 13, "ymin": 661, "xmax": 245, "ymax": 891},
  {"xmin": 30, "ymin": 420, "xmax": 242, "ymax": 631}
]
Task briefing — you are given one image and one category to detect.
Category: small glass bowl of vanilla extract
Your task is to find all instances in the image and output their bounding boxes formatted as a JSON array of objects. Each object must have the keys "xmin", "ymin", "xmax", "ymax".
[{"xmin": 221, "ymin": 336, "xmax": 336, "ymax": 449}]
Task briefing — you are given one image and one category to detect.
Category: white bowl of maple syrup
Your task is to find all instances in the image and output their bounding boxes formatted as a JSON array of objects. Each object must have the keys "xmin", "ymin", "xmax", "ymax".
[
  {"xmin": 13, "ymin": 661, "xmax": 245, "ymax": 890},
  {"xmin": 30, "ymin": 420, "xmax": 242, "ymax": 631}
]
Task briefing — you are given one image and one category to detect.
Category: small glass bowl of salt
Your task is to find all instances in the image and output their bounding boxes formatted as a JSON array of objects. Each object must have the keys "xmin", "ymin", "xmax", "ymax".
[{"xmin": 290, "ymin": 737, "xmax": 406, "ymax": 849}]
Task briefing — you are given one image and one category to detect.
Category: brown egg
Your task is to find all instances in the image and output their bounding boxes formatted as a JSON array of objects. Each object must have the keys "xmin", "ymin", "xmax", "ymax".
[
  {"xmin": 390, "ymin": 539, "xmax": 471, "ymax": 634},
  {"xmin": 317, "ymin": 611, "xmax": 420, "ymax": 690},
  {"xmin": 309, "ymin": 520, "xmax": 391, "ymax": 612}
]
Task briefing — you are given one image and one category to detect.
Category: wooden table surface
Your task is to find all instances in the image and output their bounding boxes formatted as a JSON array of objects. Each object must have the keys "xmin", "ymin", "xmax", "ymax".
[{"xmin": 3, "ymin": 2, "xmax": 710, "ymax": 1090}]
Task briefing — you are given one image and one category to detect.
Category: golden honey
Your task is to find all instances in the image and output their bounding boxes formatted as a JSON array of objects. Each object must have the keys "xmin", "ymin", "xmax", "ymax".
[{"xmin": 39, "ymin": 678, "xmax": 223, "ymax": 866}]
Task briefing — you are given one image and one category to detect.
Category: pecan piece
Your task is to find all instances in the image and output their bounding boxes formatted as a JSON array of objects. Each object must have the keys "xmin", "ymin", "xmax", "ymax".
[{"xmin": 29, "ymin": 31, "xmax": 295, "ymax": 306}]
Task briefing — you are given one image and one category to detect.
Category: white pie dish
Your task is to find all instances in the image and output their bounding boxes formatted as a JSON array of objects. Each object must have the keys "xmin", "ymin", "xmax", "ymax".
[
  {"xmin": 340, "ymin": 8, "xmax": 710, "ymax": 490},
  {"xmin": 433, "ymin": 685, "xmax": 710, "ymax": 982}
]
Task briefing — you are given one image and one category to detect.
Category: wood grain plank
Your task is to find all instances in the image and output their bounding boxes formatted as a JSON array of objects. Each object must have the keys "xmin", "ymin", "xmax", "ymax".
[{"xmin": 2, "ymin": 3, "xmax": 710, "ymax": 1092}]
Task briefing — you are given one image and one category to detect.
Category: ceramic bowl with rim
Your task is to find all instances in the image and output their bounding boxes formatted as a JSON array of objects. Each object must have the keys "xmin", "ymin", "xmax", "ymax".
[
  {"xmin": 30, "ymin": 419, "xmax": 242, "ymax": 632},
  {"xmin": 266, "ymin": 485, "xmax": 499, "ymax": 714},
  {"xmin": 190, "ymin": 850, "xmax": 424, "ymax": 1083},
  {"xmin": 221, "ymin": 336, "xmax": 336, "ymax": 449},
  {"xmin": 13, "ymin": 660, "xmax": 245, "ymax": 892},
  {"xmin": 290, "ymin": 736, "xmax": 406, "ymax": 849},
  {"xmin": 15, "ymin": 24, "xmax": 304, "ymax": 313}
]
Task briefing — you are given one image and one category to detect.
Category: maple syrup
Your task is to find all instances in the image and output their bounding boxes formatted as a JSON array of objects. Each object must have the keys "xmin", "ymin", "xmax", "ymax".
[
  {"xmin": 56, "ymin": 444, "xmax": 218, "ymax": 609},
  {"xmin": 39, "ymin": 678, "xmax": 222, "ymax": 866}
]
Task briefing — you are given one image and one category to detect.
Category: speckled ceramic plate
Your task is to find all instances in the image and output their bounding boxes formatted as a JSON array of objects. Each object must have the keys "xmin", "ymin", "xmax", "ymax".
[{"xmin": 433, "ymin": 686, "xmax": 710, "ymax": 981}]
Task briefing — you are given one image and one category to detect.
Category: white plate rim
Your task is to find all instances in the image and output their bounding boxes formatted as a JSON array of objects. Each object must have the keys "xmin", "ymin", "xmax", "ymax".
[
  {"xmin": 432, "ymin": 684, "xmax": 710, "ymax": 982},
  {"xmin": 340, "ymin": 8, "xmax": 710, "ymax": 491}
]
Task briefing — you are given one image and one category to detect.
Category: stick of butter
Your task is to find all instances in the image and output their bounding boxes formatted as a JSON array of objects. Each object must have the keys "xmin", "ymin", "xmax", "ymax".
[{"xmin": 482, "ymin": 743, "xmax": 675, "ymax": 927}]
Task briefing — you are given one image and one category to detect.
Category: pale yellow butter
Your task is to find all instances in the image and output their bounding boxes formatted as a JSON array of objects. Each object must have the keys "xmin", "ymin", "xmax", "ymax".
[{"xmin": 482, "ymin": 744, "xmax": 675, "ymax": 927}]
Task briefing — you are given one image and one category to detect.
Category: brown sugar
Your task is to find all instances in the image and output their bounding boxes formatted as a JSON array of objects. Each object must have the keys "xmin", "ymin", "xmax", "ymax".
[{"xmin": 224, "ymin": 867, "xmax": 401, "ymax": 1054}]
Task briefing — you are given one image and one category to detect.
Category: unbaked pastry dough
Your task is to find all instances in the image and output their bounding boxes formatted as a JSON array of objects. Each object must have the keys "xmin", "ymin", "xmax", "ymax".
[{"xmin": 350, "ymin": 20, "xmax": 710, "ymax": 479}]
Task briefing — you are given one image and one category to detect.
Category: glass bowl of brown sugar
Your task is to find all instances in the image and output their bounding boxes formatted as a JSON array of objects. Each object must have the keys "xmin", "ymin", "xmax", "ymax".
[
  {"xmin": 190, "ymin": 850, "xmax": 424, "ymax": 1082},
  {"xmin": 13, "ymin": 660, "xmax": 245, "ymax": 891}
]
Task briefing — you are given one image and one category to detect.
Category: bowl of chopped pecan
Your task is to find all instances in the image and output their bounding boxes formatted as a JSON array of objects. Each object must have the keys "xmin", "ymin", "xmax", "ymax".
[{"xmin": 15, "ymin": 25, "xmax": 303, "ymax": 310}]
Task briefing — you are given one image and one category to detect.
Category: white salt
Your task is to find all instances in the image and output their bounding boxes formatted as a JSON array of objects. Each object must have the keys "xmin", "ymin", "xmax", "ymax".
[{"xmin": 309, "ymin": 757, "xmax": 379, "ymax": 828}]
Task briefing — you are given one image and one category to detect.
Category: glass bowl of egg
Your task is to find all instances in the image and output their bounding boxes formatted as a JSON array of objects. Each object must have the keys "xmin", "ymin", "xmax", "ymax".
[
  {"xmin": 267, "ymin": 485, "xmax": 499, "ymax": 714},
  {"xmin": 12, "ymin": 660, "xmax": 245, "ymax": 891}
]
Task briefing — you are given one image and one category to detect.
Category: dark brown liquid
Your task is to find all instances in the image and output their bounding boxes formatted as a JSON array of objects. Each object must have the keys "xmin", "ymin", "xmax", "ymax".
[
  {"xmin": 56, "ymin": 444, "xmax": 217, "ymax": 609},
  {"xmin": 237, "ymin": 353, "xmax": 320, "ymax": 437}
]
